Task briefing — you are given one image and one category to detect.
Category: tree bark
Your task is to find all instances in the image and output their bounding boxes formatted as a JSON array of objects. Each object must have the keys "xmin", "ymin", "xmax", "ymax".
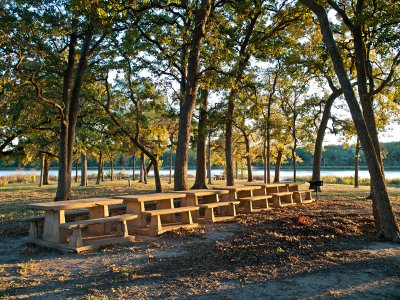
[
  {"xmin": 224, "ymin": 15, "xmax": 258, "ymax": 187},
  {"xmin": 300, "ymin": 0, "xmax": 399, "ymax": 241},
  {"xmin": 244, "ymin": 133, "xmax": 253, "ymax": 182},
  {"xmin": 355, "ymin": 138, "xmax": 360, "ymax": 188},
  {"xmin": 74, "ymin": 159, "xmax": 78, "ymax": 183},
  {"xmin": 110, "ymin": 159, "xmax": 114, "ymax": 181},
  {"xmin": 132, "ymin": 155, "xmax": 136, "ymax": 180},
  {"xmin": 312, "ymin": 87, "xmax": 342, "ymax": 183},
  {"xmin": 225, "ymin": 96, "xmax": 235, "ymax": 186},
  {"xmin": 43, "ymin": 156, "xmax": 49, "ymax": 185},
  {"xmin": 169, "ymin": 135, "xmax": 173, "ymax": 184},
  {"xmin": 193, "ymin": 89, "xmax": 209, "ymax": 189},
  {"xmin": 274, "ymin": 149, "xmax": 283, "ymax": 183},
  {"xmin": 39, "ymin": 155, "xmax": 45, "ymax": 187},
  {"xmin": 96, "ymin": 152, "xmax": 103, "ymax": 185},
  {"xmin": 80, "ymin": 152, "xmax": 88, "ymax": 186},
  {"xmin": 139, "ymin": 151, "xmax": 145, "ymax": 183},
  {"xmin": 174, "ymin": 0, "xmax": 212, "ymax": 191},
  {"xmin": 207, "ymin": 133, "xmax": 212, "ymax": 185},
  {"xmin": 55, "ymin": 20, "xmax": 95, "ymax": 200}
]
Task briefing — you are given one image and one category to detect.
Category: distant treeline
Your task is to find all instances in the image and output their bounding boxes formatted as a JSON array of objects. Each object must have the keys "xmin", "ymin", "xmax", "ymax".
[{"xmin": 2, "ymin": 142, "xmax": 400, "ymax": 169}]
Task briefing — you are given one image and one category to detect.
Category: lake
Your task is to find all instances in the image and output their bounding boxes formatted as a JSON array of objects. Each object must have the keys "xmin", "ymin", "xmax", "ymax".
[{"xmin": 1, "ymin": 168, "xmax": 400, "ymax": 179}]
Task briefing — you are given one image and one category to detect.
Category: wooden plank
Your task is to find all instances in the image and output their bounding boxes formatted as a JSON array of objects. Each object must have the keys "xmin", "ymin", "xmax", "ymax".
[
  {"xmin": 115, "ymin": 192, "xmax": 186, "ymax": 202},
  {"xmin": 172, "ymin": 189, "xmax": 230, "ymax": 196},
  {"xmin": 27, "ymin": 198, "xmax": 123, "ymax": 211},
  {"xmin": 198, "ymin": 201, "xmax": 240, "ymax": 209},
  {"xmin": 59, "ymin": 214, "xmax": 138, "ymax": 229},
  {"xmin": 239, "ymin": 195, "xmax": 272, "ymax": 201},
  {"xmin": 143, "ymin": 206, "xmax": 199, "ymax": 216}
]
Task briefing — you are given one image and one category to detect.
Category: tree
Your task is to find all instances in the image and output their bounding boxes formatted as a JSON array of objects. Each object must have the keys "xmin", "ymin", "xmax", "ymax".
[
  {"xmin": 174, "ymin": 0, "xmax": 212, "ymax": 190},
  {"xmin": 299, "ymin": 0, "xmax": 399, "ymax": 241}
]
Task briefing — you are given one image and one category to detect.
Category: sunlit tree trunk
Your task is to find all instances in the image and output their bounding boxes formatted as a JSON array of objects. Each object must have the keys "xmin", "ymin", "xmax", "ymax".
[
  {"xmin": 354, "ymin": 138, "xmax": 360, "ymax": 188},
  {"xmin": 80, "ymin": 152, "xmax": 88, "ymax": 186},
  {"xmin": 274, "ymin": 149, "xmax": 283, "ymax": 183},
  {"xmin": 96, "ymin": 152, "xmax": 103, "ymax": 185},
  {"xmin": 174, "ymin": 0, "xmax": 212, "ymax": 191}
]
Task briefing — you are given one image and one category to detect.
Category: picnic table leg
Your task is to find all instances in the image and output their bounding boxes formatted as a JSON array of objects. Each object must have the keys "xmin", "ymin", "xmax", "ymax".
[
  {"xmin": 227, "ymin": 203, "xmax": 237, "ymax": 216},
  {"xmin": 126, "ymin": 202, "xmax": 145, "ymax": 232},
  {"xmin": 157, "ymin": 199, "xmax": 175, "ymax": 223},
  {"xmin": 181, "ymin": 211, "xmax": 194, "ymax": 225},
  {"xmin": 43, "ymin": 210, "xmax": 65, "ymax": 243},
  {"xmin": 88, "ymin": 206, "xmax": 109, "ymax": 234},
  {"xmin": 150, "ymin": 215, "xmax": 162, "ymax": 232},
  {"xmin": 117, "ymin": 220, "xmax": 129, "ymax": 238}
]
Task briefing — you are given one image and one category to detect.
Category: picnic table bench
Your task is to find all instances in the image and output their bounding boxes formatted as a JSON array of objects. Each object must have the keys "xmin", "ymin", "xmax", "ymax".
[
  {"xmin": 213, "ymin": 185, "xmax": 271, "ymax": 212},
  {"xmin": 23, "ymin": 198, "xmax": 135, "ymax": 252},
  {"xmin": 214, "ymin": 174, "xmax": 226, "ymax": 180},
  {"xmin": 286, "ymin": 182, "xmax": 314, "ymax": 204},
  {"xmin": 115, "ymin": 192, "xmax": 199, "ymax": 235},
  {"xmin": 173, "ymin": 189, "xmax": 240, "ymax": 222}
]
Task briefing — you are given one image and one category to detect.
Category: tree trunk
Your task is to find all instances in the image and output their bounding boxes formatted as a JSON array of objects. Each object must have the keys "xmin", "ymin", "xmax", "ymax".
[
  {"xmin": 224, "ymin": 17, "xmax": 258, "ymax": 186},
  {"xmin": 96, "ymin": 152, "xmax": 103, "ymax": 185},
  {"xmin": 193, "ymin": 89, "xmax": 209, "ymax": 189},
  {"xmin": 235, "ymin": 161, "xmax": 239, "ymax": 180},
  {"xmin": 80, "ymin": 152, "xmax": 88, "ymax": 186},
  {"xmin": 300, "ymin": 0, "xmax": 399, "ymax": 241},
  {"xmin": 74, "ymin": 159, "xmax": 78, "ymax": 183},
  {"xmin": 354, "ymin": 138, "xmax": 360, "ymax": 188},
  {"xmin": 263, "ymin": 134, "xmax": 267, "ymax": 183},
  {"xmin": 274, "ymin": 149, "xmax": 283, "ymax": 183},
  {"xmin": 55, "ymin": 21, "xmax": 95, "ymax": 201},
  {"xmin": 225, "ymin": 94, "xmax": 235, "ymax": 186},
  {"xmin": 39, "ymin": 155, "xmax": 45, "ymax": 187},
  {"xmin": 174, "ymin": 0, "xmax": 212, "ymax": 191},
  {"xmin": 266, "ymin": 100, "xmax": 271, "ymax": 183},
  {"xmin": 207, "ymin": 133, "xmax": 212, "ymax": 185},
  {"xmin": 312, "ymin": 87, "xmax": 342, "ymax": 186},
  {"xmin": 101, "ymin": 160, "xmax": 104, "ymax": 182},
  {"xmin": 244, "ymin": 134, "xmax": 253, "ymax": 182},
  {"xmin": 43, "ymin": 157, "xmax": 49, "ymax": 185},
  {"xmin": 169, "ymin": 135, "xmax": 173, "ymax": 184},
  {"xmin": 146, "ymin": 161, "xmax": 153, "ymax": 175},
  {"xmin": 139, "ymin": 152, "xmax": 145, "ymax": 183},
  {"xmin": 132, "ymin": 155, "xmax": 136, "ymax": 180},
  {"xmin": 110, "ymin": 159, "xmax": 114, "ymax": 181}
]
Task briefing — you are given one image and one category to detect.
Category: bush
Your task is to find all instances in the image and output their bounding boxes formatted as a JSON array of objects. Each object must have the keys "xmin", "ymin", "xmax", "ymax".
[{"xmin": 0, "ymin": 177, "xmax": 9, "ymax": 186}]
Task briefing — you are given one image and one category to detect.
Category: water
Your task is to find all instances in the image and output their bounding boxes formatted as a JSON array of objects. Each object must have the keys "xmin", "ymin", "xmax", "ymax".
[{"xmin": 1, "ymin": 168, "xmax": 400, "ymax": 179}]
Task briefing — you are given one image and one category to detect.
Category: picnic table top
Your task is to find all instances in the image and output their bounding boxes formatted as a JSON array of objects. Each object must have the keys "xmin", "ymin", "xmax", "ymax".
[
  {"xmin": 115, "ymin": 192, "xmax": 187, "ymax": 202},
  {"xmin": 212, "ymin": 185, "xmax": 262, "ymax": 191},
  {"xmin": 245, "ymin": 182, "xmax": 306, "ymax": 187},
  {"xmin": 27, "ymin": 198, "xmax": 124, "ymax": 211},
  {"xmin": 171, "ymin": 189, "xmax": 230, "ymax": 196},
  {"xmin": 284, "ymin": 181, "xmax": 306, "ymax": 186}
]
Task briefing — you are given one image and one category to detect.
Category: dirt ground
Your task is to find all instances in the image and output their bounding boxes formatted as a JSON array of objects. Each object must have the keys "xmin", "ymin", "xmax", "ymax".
[{"xmin": 1, "ymin": 195, "xmax": 400, "ymax": 299}]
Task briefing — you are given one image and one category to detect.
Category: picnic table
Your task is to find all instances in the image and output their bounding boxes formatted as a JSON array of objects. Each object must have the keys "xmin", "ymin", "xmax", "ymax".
[
  {"xmin": 213, "ymin": 185, "xmax": 262, "ymax": 200},
  {"xmin": 173, "ymin": 189, "xmax": 240, "ymax": 222},
  {"xmin": 24, "ymin": 198, "xmax": 136, "ymax": 252},
  {"xmin": 115, "ymin": 192, "xmax": 199, "ymax": 235},
  {"xmin": 245, "ymin": 182, "xmax": 313, "ymax": 205}
]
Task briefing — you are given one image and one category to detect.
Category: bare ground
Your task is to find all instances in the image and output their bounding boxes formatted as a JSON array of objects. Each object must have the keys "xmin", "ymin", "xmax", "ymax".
[{"xmin": 1, "ymin": 195, "xmax": 400, "ymax": 299}]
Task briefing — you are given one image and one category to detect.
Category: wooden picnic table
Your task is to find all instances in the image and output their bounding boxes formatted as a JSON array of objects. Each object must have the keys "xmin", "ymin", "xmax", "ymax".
[
  {"xmin": 244, "ymin": 182, "xmax": 289, "ymax": 196},
  {"xmin": 172, "ymin": 189, "xmax": 230, "ymax": 206},
  {"xmin": 27, "ymin": 198, "xmax": 124, "ymax": 244},
  {"xmin": 115, "ymin": 192, "xmax": 187, "ymax": 231},
  {"xmin": 213, "ymin": 185, "xmax": 262, "ymax": 200}
]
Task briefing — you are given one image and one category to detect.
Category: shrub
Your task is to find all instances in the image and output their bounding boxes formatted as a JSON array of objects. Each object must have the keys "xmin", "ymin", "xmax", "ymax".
[{"xmin": 0, "ymin": 177, "xmax": 9, "ymax": 186}]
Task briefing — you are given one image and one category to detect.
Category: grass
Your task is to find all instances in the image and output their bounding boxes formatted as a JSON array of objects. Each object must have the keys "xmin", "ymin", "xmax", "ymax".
[{"xmin": 1, "ymin": 177, "xmax": 400, "ymax": 237}]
